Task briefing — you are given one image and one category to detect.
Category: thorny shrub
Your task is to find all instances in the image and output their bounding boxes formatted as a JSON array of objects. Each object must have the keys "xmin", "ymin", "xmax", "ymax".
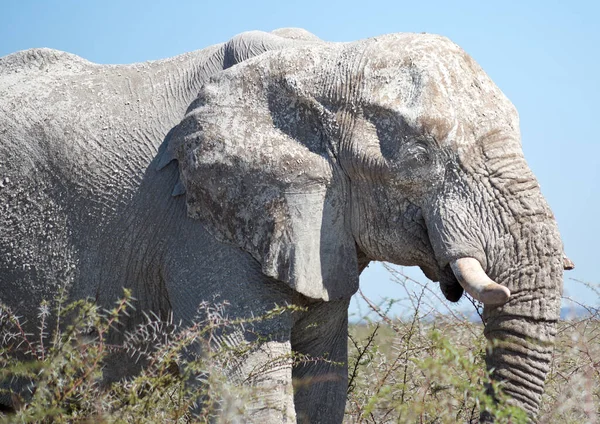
[
  {"xmin": 0, "ymin": 289, "xmax": 305, "ymax": 423},
  {"xmin": 345, "ymin": 265, "xmax": 600, "ymax": 423},
  {"xmin": 0, "ymin": 270, "xmax": 597, "ymax": 423}
]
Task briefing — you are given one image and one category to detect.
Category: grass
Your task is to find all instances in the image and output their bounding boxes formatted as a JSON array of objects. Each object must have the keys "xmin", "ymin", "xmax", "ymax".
[{"xmin": 0, "ymin": 269, "xmax": 598, "ymax": 423}]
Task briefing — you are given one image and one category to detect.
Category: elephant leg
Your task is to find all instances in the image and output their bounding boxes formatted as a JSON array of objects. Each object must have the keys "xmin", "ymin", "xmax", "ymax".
[
  {"xmin": 171, "ymin": 304, "xmax": 297, "ymax": 423},
  {"xmin": 292, "ymin": 299, "xmax": 350, "ymax": 424},
  {"xmin": 223, "ymin": 336, "xmax": 296, "ymax": 423},
  {"xmin": 162, "ymin": 226, "xmax": 298, "ymax": 422}
]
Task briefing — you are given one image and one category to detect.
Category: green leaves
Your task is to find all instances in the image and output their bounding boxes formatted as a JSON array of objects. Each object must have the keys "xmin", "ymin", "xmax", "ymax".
[
  {"xmin": 346, "ymin": 319, "xmax": 528, "ymax": 423},
  {"xmin": 0, "ymin": 294, "xmax": 303, "ymax": 423}
]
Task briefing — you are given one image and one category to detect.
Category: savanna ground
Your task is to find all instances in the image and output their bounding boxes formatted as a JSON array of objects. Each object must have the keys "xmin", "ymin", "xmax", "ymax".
[{"xmin": 0, "ymin": 266, "xmax": 598, "ymax": 423}]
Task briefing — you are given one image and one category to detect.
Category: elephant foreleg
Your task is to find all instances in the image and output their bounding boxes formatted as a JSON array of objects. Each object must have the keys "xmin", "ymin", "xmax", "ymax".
[
  {"xmin": 292, "ymin": 299, "xmax": 350, "ymax": 424},
  {"xmin": 225, "ymin": 337, "xmax": 296, "ymax": 423}
]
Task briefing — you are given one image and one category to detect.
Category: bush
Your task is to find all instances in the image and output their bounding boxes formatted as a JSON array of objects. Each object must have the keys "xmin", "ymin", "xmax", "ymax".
[
  {"xmin": 0, "ymin": 270, "xmax": 597, "ymax": 423},
  {"xmin": 0, "ymin": 290, "xmax": 301, "ymax": 423},
  {"xmin": 540, "ymin": 279, "xmax": 600, "ymax": 423},
  {"xmin": 345, "ymin": 266, "xmax": 600, "ymax": 423}
]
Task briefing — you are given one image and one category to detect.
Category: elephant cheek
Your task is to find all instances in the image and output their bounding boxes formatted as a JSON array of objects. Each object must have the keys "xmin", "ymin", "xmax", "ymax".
[{"xmin": 418, "ymin": 264, "xmax": 439, "ymax": 282}]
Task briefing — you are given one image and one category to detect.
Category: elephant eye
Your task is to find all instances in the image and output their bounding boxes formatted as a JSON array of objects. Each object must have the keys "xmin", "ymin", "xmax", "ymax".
[{"xmin": 407, "ymin": 143, "xmax": 430, "ymax": 165}]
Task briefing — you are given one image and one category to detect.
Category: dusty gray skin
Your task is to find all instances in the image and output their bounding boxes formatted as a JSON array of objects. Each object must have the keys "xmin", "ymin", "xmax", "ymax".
[{"xmin": 0, "ymin": 28, "xmax": 564, "ymax": 422}]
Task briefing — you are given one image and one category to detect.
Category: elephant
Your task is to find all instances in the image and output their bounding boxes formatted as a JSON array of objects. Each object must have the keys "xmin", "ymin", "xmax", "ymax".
[{"xmin": 0, "ymin": 28, "xmax": 568, "ymax": 422}]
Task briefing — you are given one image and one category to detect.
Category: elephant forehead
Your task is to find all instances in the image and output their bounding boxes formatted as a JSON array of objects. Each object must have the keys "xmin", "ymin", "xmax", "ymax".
[{"xmin": 360, "ymin": 34, "xmax": 520, "ymax": 148}]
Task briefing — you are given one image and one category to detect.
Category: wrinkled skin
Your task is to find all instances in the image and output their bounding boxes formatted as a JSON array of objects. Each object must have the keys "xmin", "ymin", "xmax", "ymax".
[{"xmin": 0, "ymin": 29, "xmax": 564, "ymax": 422}]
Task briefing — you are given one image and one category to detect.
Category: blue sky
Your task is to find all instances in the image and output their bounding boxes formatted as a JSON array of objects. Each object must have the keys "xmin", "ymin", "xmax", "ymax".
[{"xmin": 1, "ymin": 0, "xmax": 598, "ymax": 317}]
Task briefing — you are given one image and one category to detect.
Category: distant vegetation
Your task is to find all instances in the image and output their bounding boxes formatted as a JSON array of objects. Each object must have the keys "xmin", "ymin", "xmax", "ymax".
[
  {"xmin": 346, "ymin": 266, "xmax": 599, "ymax": 423},
  {"xmin": 0, "ymin": 269, "xmax": 598, "ymax": 423}
]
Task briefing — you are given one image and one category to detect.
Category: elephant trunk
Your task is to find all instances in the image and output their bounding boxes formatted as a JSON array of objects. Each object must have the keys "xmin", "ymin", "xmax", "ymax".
[
  {"xmin": 481, "ymin": 218, "xmax": 563, "ymax": 420},
  {"xmin": 479, "ymin": 154, "xmax": 564, "ymax": 420},
  {"xmin": 426, "ymin": 149, "xmax": 564, "ymax": 421},
  {"xmin": 483, "ymin": 310, "xmax": 559, "ymax": 420}
]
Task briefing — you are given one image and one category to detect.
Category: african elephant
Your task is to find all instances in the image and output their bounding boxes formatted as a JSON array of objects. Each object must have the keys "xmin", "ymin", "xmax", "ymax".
[{"xmin": 0, "ymin": 28, "xmax": 566, "ymax": 422}]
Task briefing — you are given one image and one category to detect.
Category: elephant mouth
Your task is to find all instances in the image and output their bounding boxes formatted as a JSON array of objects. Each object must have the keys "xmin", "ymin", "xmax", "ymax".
[
  {"xmin": 420, "ymin": 263, "xmax": 464, "ymax": 303},
  {"xmin": 421, "ymin": 259, "xmax": 513, "ymax": 305},
  {"xmin": 437, "ymin": 265, "xmax": 464, "ymax": 302}
]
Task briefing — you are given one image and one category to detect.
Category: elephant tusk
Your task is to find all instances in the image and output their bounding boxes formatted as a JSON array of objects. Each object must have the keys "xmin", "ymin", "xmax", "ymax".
[
  {"xmin": 450, "ymin": 257, "xmax": 511, "ymax": 305},
  {"xmin": 563, "ymin": 255, "xmax": 575, "ymax": 270}
]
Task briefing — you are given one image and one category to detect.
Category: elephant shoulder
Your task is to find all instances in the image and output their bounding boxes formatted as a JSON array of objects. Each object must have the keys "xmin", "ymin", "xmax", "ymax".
[
  {"xmin": 0, "ymin": 48, "xmax": 97, "ymax": 115},
  {"xmin": 222, "ymin": 28, "xmax": 323, "ymax": 68},
  {"xmin": 0, "ymin": 48, "xmax": 93, "ymax": 77},
  {"xmin": 270, "ymin": 28, "xmax": 322, "ymax": 42}
]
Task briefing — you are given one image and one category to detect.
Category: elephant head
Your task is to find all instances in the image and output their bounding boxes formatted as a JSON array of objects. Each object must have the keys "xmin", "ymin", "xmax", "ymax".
[{"xmin": 159, "ymin": 33, "xmax": 564, "ymax": 419}]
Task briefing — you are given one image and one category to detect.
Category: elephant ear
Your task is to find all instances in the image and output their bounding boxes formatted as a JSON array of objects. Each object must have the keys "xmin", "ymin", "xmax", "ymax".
[{"xmin": 167, "ymin": 52, "xmax": 358, "ymax": 301}]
